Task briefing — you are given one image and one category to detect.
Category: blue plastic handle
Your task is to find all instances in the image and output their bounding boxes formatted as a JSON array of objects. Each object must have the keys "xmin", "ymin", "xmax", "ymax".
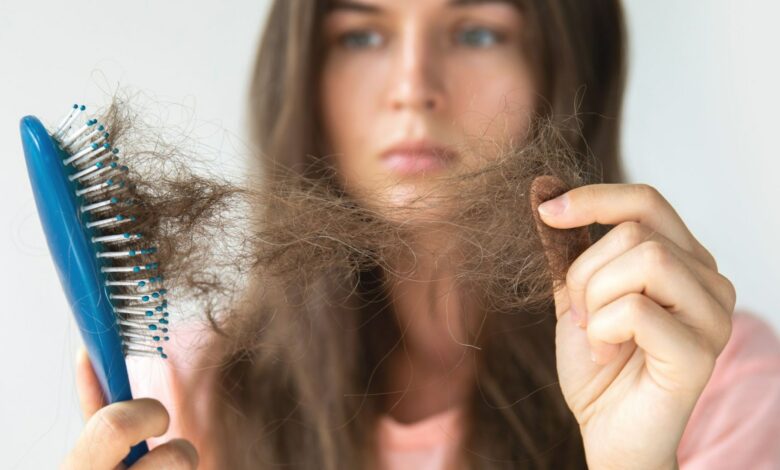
[{"xmin": 20, "ymin": 115, "xmax": 148, "ymax": 466}]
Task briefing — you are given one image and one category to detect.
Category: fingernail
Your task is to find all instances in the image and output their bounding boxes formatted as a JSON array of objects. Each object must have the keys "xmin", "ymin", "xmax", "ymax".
[
  {"xmin": 538, "ymin": 194, "xmax": 568, "ymax": 217},
  {"xmin": 590, "ymin": 351, "xmax": 598, "ymax": 363}
]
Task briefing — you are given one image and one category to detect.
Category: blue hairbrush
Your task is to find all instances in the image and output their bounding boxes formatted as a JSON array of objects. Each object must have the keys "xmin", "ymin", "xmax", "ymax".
[{"xmin": 20, "ymin": 105, "xmax": 170, "ymax": 466}]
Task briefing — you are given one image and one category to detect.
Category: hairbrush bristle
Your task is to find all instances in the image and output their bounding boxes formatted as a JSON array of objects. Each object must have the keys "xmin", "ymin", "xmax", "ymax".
[{"xmin": 52, "ymin": 104, "xmax": 170, "ymax": 359}]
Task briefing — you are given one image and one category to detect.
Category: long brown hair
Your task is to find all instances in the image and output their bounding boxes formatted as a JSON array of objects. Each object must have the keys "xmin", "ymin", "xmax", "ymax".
[{"xmin": 199, "ymin": 1, "xmax": 627, "ymax": 468}]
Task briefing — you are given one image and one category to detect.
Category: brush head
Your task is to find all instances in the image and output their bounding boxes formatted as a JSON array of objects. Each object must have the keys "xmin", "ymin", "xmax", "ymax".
[{"xmin": 25, "ymin": 104, "xmax": 170, "ymax": 361}]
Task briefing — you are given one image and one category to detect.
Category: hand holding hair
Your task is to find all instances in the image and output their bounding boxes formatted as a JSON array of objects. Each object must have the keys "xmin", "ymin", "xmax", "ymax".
[{"xmin": 532, "ymin": 177, "xmax": 736, "ymax": 470}]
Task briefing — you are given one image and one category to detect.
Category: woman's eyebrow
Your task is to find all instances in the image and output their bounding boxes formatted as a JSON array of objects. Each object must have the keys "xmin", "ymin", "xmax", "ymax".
[
  {"xmin": 448, "ymin": 0, "xmax": 516, "ymax": 7},
  {"xmin": 327, "ymin": 0, "xmax": 516, "ymax": 14},
  {"xmin": 326, "ymin": 1, "xmax": 382, "ymax": 14}
]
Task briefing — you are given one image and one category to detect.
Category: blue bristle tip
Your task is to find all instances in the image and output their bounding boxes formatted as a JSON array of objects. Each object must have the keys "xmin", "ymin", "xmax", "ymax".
[
  {"xmin": 148, "ymin": 324, "xmax": 158, "ymax": 331},
  {"xmin": 133, "ymin": 266, "xmax": 141, "ymax": 273}
]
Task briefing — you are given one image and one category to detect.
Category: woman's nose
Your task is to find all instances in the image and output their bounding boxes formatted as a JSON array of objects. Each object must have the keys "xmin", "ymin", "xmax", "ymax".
[{"xmin": 387, "ymin": 28, "xmax": 445, "ymax": 113}]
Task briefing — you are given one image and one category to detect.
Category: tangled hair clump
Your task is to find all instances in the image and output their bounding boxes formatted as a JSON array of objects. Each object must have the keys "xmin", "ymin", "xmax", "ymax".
[{"xmin": 99, "ymin": 94, "xmax": 599, "ymax": 330}]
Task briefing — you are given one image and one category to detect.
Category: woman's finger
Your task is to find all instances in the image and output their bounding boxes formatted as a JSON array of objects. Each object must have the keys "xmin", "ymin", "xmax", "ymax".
[
  {"xmin": 131, "ymin": 438, "xmax": 199, "ymax": 470},
  {"xmin": 69, "ymin": 398, "xmax": 170, "ymax": 470},
  {"xmin": 585, "ymin": 240, "xmax": 733, "ymax": 361},
  {"xmin": 75, "ymin": 345, "xmax": 106, "ymax": 421},
  {"xmin": 538, "ymin": 183, "xmax": 718, "ymax": 271},
  {"xmin": 587, "ymin": 293, "xmax": 716, "ymax": 393},
  {"xmin": 566, "ymin": 221, "xmax": 737, "ymax": 327}
]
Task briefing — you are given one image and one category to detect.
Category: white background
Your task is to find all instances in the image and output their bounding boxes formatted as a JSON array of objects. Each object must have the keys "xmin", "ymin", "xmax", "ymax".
[{"xmin": 0, "ymin": 1, "xmax": 778, "ymax": 468}]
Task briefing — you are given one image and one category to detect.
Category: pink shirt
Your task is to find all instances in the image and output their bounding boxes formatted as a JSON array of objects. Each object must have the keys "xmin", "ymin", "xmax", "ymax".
[{"xmin": 127, "ymin": 311, "xmax": 780, "ymax": 469}]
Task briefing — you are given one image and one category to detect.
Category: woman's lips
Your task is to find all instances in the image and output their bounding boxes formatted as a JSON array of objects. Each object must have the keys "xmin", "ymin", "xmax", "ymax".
[{"xmin": 380, "ymin": 143, "xmax": 457, "ymax": 176}]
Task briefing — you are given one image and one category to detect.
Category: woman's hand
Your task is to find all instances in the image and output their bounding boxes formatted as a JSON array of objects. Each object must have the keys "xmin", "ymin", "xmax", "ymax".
[
  {"xmin": 61, "ymin": 346, "xmax": 199, "ymax": 469},
  {"xmin": 533, "ymin": 181, "xmax": 736, "ymax": 470}
]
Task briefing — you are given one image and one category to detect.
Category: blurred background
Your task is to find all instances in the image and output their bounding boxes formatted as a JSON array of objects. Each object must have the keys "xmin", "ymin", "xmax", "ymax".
[{"xmin": 1, "ymin": 0, "xmax": 778, "ymax": 467}]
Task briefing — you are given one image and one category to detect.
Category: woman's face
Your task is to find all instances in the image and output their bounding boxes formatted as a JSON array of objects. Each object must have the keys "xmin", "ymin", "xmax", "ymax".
[{"xmin": 319, "ymin": 0, "xmax": 535, "ymax": 216}]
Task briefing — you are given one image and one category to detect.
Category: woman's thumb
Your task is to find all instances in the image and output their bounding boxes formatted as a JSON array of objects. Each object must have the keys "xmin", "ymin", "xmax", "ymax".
[
  {"xmin": 529, "ymin": 175, "xmax": 591, "ymax": 320},
  {"xmin": 74, "ymin": 346, "xmax": 107, "ymax": 420}
]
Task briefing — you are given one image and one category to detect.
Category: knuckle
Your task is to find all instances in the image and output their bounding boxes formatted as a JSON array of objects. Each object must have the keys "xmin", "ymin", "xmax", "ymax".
[
  {"xmin": 624, "ymin": 292, "xmax": 651, "ymax": 318},
  {"xmin": 637, "ymin": 183, "xmax": 667, "ymax": 212},
  {"xmin": 698, "ymin": 245, "xmax": 719, "ymax": 271},
  {"xmin": 640, "ymin": 240, "xmax": 673, "ymax": 267},
  {"xmin": 718, "ymin": 274, "xmax": 738, "ymax": 312},
  {"xmin": 615, "ymin": 221, "xmax": 650, "ymax": 249},
  {"xmin": 636, "ymin": 183, "xmax": 662, "ymax": 202},
  {"xmin": 158, "ymin": 440, "xmax": 199, "ymax": 469}
]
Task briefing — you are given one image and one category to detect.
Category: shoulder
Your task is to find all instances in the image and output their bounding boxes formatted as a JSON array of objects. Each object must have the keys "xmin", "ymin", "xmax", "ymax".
[{"xmin": 677, "ymin": 311, "xmax": 780, "ymax": 469}]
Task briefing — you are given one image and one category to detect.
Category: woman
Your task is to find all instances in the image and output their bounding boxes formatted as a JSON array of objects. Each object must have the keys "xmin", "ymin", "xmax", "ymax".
[{"xmin": 62, "ymin": 0, "xmax": 780, "ymax": 469}]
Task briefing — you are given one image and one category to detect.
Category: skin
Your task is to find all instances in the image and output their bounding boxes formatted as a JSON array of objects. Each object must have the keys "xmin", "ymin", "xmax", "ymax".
[{"xmin": 64, "ymin": 0, "xmax": 736, "ymax": 468}]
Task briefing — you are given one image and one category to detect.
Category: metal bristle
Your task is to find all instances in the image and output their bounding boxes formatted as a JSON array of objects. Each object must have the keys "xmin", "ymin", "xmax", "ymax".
[{"xmin": 51, "ymin": 104, "xmax": 169, "ymax": 360}]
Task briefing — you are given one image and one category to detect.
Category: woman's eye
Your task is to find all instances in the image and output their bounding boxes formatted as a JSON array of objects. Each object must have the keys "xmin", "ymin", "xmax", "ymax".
[
  {"xmin": 337, "ymin": 30, "xmax": 383, "ymax": 50},
  {"xmin": 456, "ymin": 26, "xmax": 503, "ymax": 47}
]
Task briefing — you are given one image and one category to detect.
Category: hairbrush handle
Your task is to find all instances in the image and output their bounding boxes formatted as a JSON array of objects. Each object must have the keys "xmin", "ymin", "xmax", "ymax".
[{"xmin": 20, "ymin": 115, "xmax": 149, "ymax": 465}]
